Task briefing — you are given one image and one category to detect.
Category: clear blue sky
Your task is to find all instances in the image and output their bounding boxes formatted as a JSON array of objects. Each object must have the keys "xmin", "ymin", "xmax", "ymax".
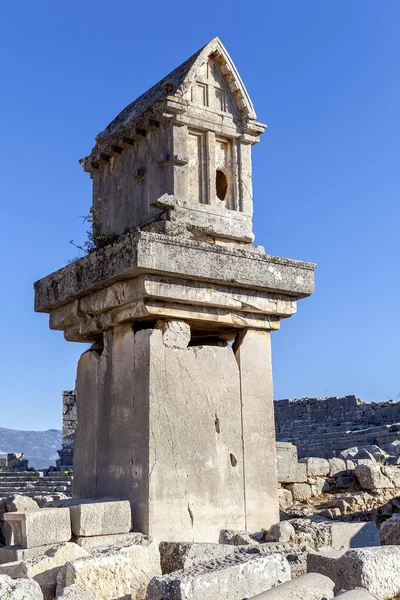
[{"xmin": 0, "ymin": 1, "xmax": 399, "ymax": 431}]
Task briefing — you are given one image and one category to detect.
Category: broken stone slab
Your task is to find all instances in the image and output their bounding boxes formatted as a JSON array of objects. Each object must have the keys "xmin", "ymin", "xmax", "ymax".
[
  {"xmin": 74, "ymin": 531, "xmax": 150, "ymax": 552},
  {"xmin": 0, "ymin": 542, "xmax": 89, "ymax": 600},
  {"xmin": 242, "ymin": 572, "xmax": 335, "ymax": 599},
  {"xmin": 336, "ymin": 589, "xmax": 379, "ymax": 599},
  {"xmin": 299, "ymin": 457, "xmax": 330, "ymax": 478},
  {"xmin": 0, "ymin": 573, "xmax": 43, "ymax": 599},
  {"xmin": 4, "ymin": 508, "xmax": 71, "ymax": 549},
  {"xmin": 354, "ymin": 463, "xmax": 394, "ymax": 490},
  {"xmin": 308, "ymin": 546, "xmax": 400, "ymax": 599},
  {"xmin": 160, "ymin": 540, "xmax": 306, "ymax": 579},
  {"xmin": 56, "ymin": 539, "xmax": 161, "ymax": 600},
  {"xmin": 69, "ymin": 500, "xmax": 132, "ymax": 537},
  {"xmin": 146, "ymin": 552, "xmax": 290, "ymax": 600},
  {"xmin": 56, "ymin": 583, "xmax": 97, "ymax": 599}
]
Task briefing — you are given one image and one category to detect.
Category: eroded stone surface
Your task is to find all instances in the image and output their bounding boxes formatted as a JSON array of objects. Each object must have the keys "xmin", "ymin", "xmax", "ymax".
[
  {"xmin": 147, "ymin": 552, "xmax": 290, "ymax": 600},
  {"xmin": 69, "ymin": 500, "xmax": 132, "ymax": 537},
  {"xmin": 308, "ymin": 546, "xmax": 400, "ymax": 599},
  {"xmin": 242, "ymin": 572, "xmax": 335, "ymax": 599},
  {"xmin": 57, "ymin": 540, "xmax": 160, "ymax": 600},
  {"xmin": 0, "ymin": 573, "xmax": 43, "ymax": 599},
  {"xmin": 4, "ymin": 508, "xmax": 71, "ymax": 549}
]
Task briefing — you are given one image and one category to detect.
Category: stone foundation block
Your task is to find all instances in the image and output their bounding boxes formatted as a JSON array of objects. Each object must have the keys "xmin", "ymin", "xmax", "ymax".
[
  {"xmin": 74, "ymin": 531, "xmax": 149, "ymax": 552},
  {"xmin": 0, "ymin": 573, "xmax": 43, "ymax": 600},
  {"xmin": 4, "ymin": 508, "xmax": 71, "ymax": 549},
  {"xmin": 146, "ymin": 552, "xmax": 291, "ymax": 600},
  {"xmin": 307, "ymin": 546, "xmax": 400, "ymax": 599},
  {"xmin": 329, "ymin": 522, "xmax": 379, "ymax": 551},
  {"xmin": 288, "ymin": 483, "xmax": 312, "ymax": 501},
  {"xmin": 69, "ymin": 500, "xmax": 132, "ymax": 537},
  {"xmin": 328, "ymin": 458, "xmax": 347, "ymax": 477},
  {"xmin": 0, "ymin": 544, "xmax": 58, "ymax": 565},
  {"xmin": 56, "ymin": 539, "xmax": 161, "ymax": 600},
  {"xmin": 300, "ymin": 457, "xmax": 329, "ymax": 477},
  {"xmin": 242, "ymin": 572, "xmax": 335, "ymax": 599}
]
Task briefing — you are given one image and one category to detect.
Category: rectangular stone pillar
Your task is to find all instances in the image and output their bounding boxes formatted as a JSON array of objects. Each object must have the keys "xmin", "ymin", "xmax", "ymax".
[
  {"xmin": 234, "ymin": 329, "xmax": 279, "ymax": 531},
  {"xmin": 73, "ymin": 322, "xmax": 247, "ymax": 542}
]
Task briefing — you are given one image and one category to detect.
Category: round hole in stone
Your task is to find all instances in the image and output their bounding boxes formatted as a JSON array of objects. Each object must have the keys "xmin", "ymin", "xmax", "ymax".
[
  {"xmin": 230, "ymin": 453, "xmax": 237, "ymax": 467},
  {"xmin": 216, "ymin": 169, "xmax": 228, "ymax": 200}
]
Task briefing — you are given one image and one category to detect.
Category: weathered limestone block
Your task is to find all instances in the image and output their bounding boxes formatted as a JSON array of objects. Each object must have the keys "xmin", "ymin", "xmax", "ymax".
[
  {"xmin": 328, "ymin": 522, "xmax": 379, "ymax": 551},
  {"xmin": 75, "ymin": 531, "xmax": 149, "ymax": 552},
  {"xmin": 310, "ymin": 476, "xmax": 328, "ymax": 497},
  {"xmin": 0, "ymin": 544, "xmax": 58, "ymax": 565},
  {"xmin": 0, "ymin": 573, "xmax": 43, "ymax": 599},
  {"xmin": 219, "ymin": 529, "xmax": 261, "ymax": 545},
  {"xmin": 300, "ymin": 457, "xmax": 329, "ymax": 478},
  {"xmin": 336, "ymin": 590, "xmax": 379, "ymax": 599},
  {"xmin": 234, "ymin": 329, "xmax": 279, "ymax": 531},
  {"xmin": 276, "ymin": 443, "xmax": 307, "ymax": 483},
  {"xmin": 242, "ymin": 572, "xmax": 335, "ymax": 599},
  {"xmin": 160, "ymin": 541, "xmax": 236, "ymax": 574},
  {"xmin": 288, "ymin": 483, "xmax": 312, "ymax": 501},
  {"xmin": 57, "ymin": 539, "xmax": 160, "ymax": 600},
  {"xmin": 354, "ymin": 464, "xmax": 394, "ymax": 490},
  {"xmin": 0, "ymin": 542, "xmax": 89, "ymax": 600},
  {"xmin": 308, "ymin": 546, "xmax": 400, "ymax": 599},
  {"xmin": 380, "ymin": 514, "xmax": 400, "ymax": 545},
  {"xmin": 381, "ymin": 465, "xmax": 400, "ymax": 486},
  {"xmin": 69, "ymin": 500, "xmax": 132, "ymax": 537},
  {"xmin": 57, "ymin": 583, "xmax": 97, "ymax": 599},
  {"xmin": 146, "ymin": 553, "xmax": 291, "ymax": 600},
  {"xmin": 6, "ymin": 495, "xmax": 40, "ymax": 513},
  {"xmin": 156, "ymin": 319, "xmax": 190, "ymax": 348},
  {"xmin": 160, "ymin": 540, "xmax": 305, "ymax": 579},
  {"xmin": 328, "ymin": 458, "xmax": 347, "ymax": 476},
  {"xmin": 4, "ymin": 508, "xmax": 71, "ymax": 549},
  {"xmin": 277, "ymin": 489, "xmax": 293, "ymax": 510},
  {"xmin": 264, "ymin": 522, "xmax": 295, "ymax": 544}
]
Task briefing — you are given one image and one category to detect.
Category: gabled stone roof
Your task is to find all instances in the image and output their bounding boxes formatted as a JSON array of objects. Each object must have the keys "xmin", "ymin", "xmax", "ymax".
[
  {"xmin": 97, "ymin": 37, "xmax": 256, "ymax": 142},
  {"xmin": 81, "ymin": 38, "xmax": 260, "ymax": 170}
]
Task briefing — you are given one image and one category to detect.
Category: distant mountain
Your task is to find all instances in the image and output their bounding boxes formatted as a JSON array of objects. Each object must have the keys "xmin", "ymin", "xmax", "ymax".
[{"xmin": 0, "ymin": 427, "xmax": 62, "ymax": 470}]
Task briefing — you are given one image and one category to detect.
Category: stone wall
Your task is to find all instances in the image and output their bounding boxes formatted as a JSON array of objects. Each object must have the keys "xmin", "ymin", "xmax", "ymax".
[
  {"xmin": 57, "ymin": 391, "xmax": 77, "ymax": 468},
  {"xmin": 275, "ymin": 396, "xmax": 400, "ymax": 458}
]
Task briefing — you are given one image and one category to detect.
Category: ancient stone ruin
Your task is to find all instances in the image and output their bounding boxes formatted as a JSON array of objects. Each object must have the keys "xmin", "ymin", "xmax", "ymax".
[
  {"xmin": 275, "ymin": 395, "xmax": 400, "ymax": 458},
  {"xmin": 34, "ymin": 36, "xmax": 315, "ymax": 545},
  {"xmin": 1, "ymin": 37, "xmax": 398, "ymax": 600}
]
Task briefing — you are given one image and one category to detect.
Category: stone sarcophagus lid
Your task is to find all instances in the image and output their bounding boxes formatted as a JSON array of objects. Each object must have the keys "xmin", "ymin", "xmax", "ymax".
[{"xmin": 35, "ymin": 38, "xmax": 316, "ymax": 543}]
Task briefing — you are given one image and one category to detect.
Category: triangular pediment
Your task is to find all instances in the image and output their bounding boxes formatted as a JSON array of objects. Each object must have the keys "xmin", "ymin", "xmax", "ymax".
[{"xmin": 176, "ymin": 37, "xmax": 256, "ymax": 120}]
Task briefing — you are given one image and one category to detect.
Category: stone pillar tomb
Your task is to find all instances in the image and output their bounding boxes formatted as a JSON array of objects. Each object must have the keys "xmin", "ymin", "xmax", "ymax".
[{"xmin": 34, "ymin": 37, "xmax": 315, "ymax": 542}]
